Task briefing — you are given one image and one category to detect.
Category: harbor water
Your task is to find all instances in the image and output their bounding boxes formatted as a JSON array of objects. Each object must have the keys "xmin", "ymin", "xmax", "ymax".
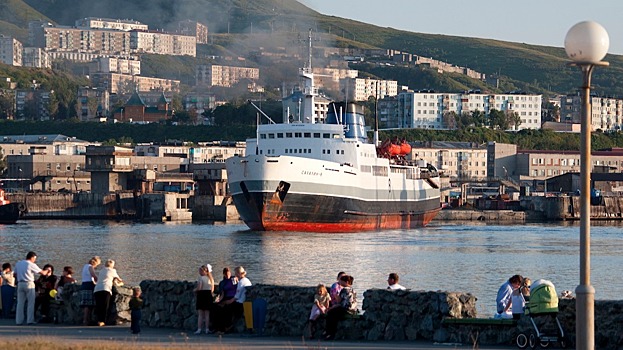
[{"xmin": 1, "ymin": 220, "xmax": 622, "ymax": 317}]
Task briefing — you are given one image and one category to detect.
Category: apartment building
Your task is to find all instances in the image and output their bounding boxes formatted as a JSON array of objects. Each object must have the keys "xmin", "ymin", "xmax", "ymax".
[
  {"xmin": 311, "ymin": 67, "xmax": 358, "ymax": 92},
  {"xmin": 15, "ymin": 89, "xmax": 53, "ymax": 120},
  {"xmin": 196, "ymin": 64, "xmax": 260, "ymax": 87},
  {"xmin": 90, "ymin": 72, "xmax": 180, "ymax": 94},
  {"xmin": 29, "ymin": 22, "xmax": 195, "ymax": 57},
  {"xmin": 89, "ymin": 57, "xmax": 141, "ymax": 75},
  {"xmin": 0, "ymin": 35, "xmax": 23, "ymax": 66},
  {"xmin": 380, "ymin": 91, "xmax": 542, "ymax": 130},
  {"xmin": 341, "ymin": 78, "xmax": 398, "ymax": 101},
  {"xmin": 130, "ymin": 30, "xmax": 196, "ymax": 56},
  {"xmin": 411, "ymin": 141, "xmax": 488, "ymax": 179},
  {"xmin": 173, "ymin": 20, "xmax": 208, "ymax": 44},
  {"xmin": 560, "ymin": 94, "xmax": 623, "ymax": 132},
  {"xmin": 22, "ymin": 47, "xmax": 50, "ymax": 68},
  {"xmin": 75, "ymin": 17, "xmax": 148, "ymax": 31},
  {"xmin": 76, "ymin": 87, "xmax": 110, "ymax": 121}
]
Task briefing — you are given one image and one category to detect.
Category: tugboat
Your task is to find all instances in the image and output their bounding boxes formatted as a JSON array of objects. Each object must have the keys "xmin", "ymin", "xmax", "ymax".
[
  {"xmin": 225, "ymin": 32, "xmax": 441, "ymax": 232},
  {"xmin": 0, "ymin": 189, "xmax": 21, "ymax": 224}
]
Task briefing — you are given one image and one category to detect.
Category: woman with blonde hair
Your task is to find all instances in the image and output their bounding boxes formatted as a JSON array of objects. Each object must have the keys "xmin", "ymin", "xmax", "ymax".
[
  {"xmin": 93, "ymin": 259, "xmax": 123, "ymax": 326},
  {"xmin": 194, "ymin": 264, "xmax": 214, "ymax": 334},
  {"xmin": 80, "ymin": 256, "xmax": 100, "ymax": 325}
]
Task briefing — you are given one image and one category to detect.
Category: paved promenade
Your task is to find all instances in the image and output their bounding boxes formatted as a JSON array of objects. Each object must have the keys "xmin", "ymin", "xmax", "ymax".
[{"xmin": 0, "ymin": 319, "xmax": 516, "ymax": 349}]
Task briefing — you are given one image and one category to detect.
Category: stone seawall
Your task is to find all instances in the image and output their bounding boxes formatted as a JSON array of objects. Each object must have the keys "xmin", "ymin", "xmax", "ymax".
[{"xmin": 57, "ymin": 282, "xmax": 623, "ymax": 348}]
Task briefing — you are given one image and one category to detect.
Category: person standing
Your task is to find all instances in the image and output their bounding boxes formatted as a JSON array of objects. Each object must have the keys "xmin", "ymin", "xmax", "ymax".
[
  {"xmin": 14, "ymin": 251, "xmax": 50, "ymax": 325},
  {"xmin": 222, "ymin": 266, "xmax": 252, "ymax": 323},
  {"xmin": 212, "ymin": 267, "xmax": 237, "ymax": 333},
  {"xmin": 387, "ymin": 273, "xmax": 407, "ymax": 290},
  {"xmin": 80, "ymin": 256, "xmax": 100, "ymax": 325},
  {"xmin": 129, "ymin": 287, "xmax": 143, "ymax": 334},
  {"xmin": 93, "ymin": 259, "xmax": 123, "ymax": 327},
  {"xmin": 1, "ymin": 263, "xmax": 16, "ymax": 318},
  {"xmin": 193, "ymin": 265, "xmax": 214, "ymax": 334}
]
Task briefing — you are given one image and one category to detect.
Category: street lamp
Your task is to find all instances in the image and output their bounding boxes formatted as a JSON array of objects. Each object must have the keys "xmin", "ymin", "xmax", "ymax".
[{"xmin": 564, "ymin": 21, "xmax": 609, "ymax": 350}]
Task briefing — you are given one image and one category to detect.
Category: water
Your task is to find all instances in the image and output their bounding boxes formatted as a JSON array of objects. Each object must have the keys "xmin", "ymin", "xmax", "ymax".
[{"xmin": 1, "ymin": 220, "xmax": 622, "ymax": 317}]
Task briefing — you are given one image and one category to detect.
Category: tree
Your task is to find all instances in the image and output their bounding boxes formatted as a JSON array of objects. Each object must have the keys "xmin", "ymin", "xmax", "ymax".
[
  {"xmin": 442, "ymin": 111, "xmax": 458, "ymax": 129},
  {"xmin": 488, "ymin": 109, "xmax": 509, "ymax": 130},
  {"xmin": 0, "ymin": 146, "xmax": 6, "ymax": 175},
  {"xmin": 506, "ymin": 111, "xmax": 522, "ymax": 131},
  {"xmin": 0, "ymin": 92, "xmax": 15, "ymax": 119}
]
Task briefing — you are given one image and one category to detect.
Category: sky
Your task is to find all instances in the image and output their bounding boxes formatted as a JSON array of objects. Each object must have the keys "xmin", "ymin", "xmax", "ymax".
[{"xmin": 301, "ymin": 0, "xmax": 623, "ymax": 55}]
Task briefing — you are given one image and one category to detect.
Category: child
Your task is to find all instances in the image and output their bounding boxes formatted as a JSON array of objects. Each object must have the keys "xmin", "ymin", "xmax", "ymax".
[
  {"xmin": 307, "ymin": 284, "xmax": 330, "ymax": 339},
  {"xmin": 511, "ymin": 277, "xmax": 531, "ymax": 319},
  {"xmin": 1, "ymin": 263, "xmax": 15, "ymax": 318},
  {"xmin": 129, "ymin": 287, "xmax": 143, "ymax": 334}
]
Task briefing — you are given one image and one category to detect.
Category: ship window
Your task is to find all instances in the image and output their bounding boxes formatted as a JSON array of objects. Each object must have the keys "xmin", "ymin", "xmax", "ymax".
[
  {"xmin": 304, "ymin": 133, "xmax": 311, "ymax": 138},
  {"xmin": 299, "ymin": 149, "xmax": 302, "ymax": 153},
  {"xmin": 260, "ymin": 150, "xmax": 263, "ymax": 154},
  {"xmin": 313, "ymin": 133, "xmax": 320, "ymax": 138},
  {"xmin": 360, "ymin": 165, "xmax": 372, "ymax": 173},
  {"xmin": 323, "ymin": 133, "xmax": 330, "ymax": 138},
  {"xmin": 308, "ymin": 149, "xmax": 311, "ymax": 153},
  {"xmin": 268, "ymin": 133, "xmax": 275, "ymax": 139},
  {"xmin": 327, "ymin": 150, "xmax": 331, "ymax": 154},
  {"xmin": 286, "ymin": 133, "xmax": 292, "ymax": 137},
  {"xmin": 260, "ymin": 134, "xmax": 267, "ymax": 139},
  {"xmin": 277, "ymin": 133, "xmax": 284, "ymax": 138}
]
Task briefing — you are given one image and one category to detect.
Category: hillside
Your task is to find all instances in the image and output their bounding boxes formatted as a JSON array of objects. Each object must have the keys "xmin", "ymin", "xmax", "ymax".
[{"xmin": 2, "ymin": 0, "xmax": 622, "ymax": 97}]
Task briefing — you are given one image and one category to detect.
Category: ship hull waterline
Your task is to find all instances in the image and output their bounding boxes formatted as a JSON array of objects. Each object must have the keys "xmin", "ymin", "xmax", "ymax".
[{"xmin": 231, "ymin": 190, "xmax": 441, "ymax": 233}]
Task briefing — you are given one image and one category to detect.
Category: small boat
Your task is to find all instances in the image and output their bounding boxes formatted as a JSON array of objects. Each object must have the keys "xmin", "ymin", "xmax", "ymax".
[{"xmin": 0, "ymin": 189, "xmax": 22, "ymax": 224}]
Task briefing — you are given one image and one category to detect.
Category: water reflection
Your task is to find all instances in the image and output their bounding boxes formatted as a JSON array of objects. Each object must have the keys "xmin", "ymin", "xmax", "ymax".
[{"xmin": 1, "ymin": 220, "xmax": 622, "ymax": 316}]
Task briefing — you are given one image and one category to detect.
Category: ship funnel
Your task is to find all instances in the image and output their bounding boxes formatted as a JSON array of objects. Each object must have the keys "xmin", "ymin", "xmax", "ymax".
[{"xmin": 326, "ymin": 102, "xmax": 367, "ymax": 142}]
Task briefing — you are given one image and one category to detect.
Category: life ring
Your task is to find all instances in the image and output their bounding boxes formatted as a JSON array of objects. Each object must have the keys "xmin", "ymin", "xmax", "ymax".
[{"xmin": 18, "ymin": 203, "xmax": 26, "ymax": 212}]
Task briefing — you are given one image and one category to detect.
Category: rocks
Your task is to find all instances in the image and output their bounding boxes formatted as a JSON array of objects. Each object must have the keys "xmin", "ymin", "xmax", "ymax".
[{"xmin": 54, "ymin": 281, "xmax": 623, "ymax": 347}]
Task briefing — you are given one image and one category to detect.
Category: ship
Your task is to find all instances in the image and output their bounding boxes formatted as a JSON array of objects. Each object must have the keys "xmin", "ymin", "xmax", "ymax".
[
  {"xmin": 225, "ymin": 34, "xmax": 441, "ymax": 233},
  {"xmin": 0, "ymin": 189, "xmax": 21, "ymax": 224}
]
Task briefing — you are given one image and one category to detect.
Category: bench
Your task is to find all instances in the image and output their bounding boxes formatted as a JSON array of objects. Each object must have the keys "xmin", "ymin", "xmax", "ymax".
[{"xmin": 441, "ymin": 318, "xmax": 518, "ymax": 346}]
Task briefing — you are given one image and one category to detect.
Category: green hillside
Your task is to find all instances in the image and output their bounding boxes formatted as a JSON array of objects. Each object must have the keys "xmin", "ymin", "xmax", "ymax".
[{"xmin": 16, "ymin": 0, "xmax": 622, "ymax": 97}]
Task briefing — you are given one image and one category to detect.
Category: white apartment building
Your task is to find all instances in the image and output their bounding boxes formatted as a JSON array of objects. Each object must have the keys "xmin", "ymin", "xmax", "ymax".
[
  {"xmin": 75, "ymin": 17, "xmax": 148, "ymax": 31},
  {"xmin": 411, "ymin": 141, "xmax": 488, "ymax": 179},
  {"xmin": 22, "ymin": 47, "xmax": 50, "ymax": 68},
  {"xmin": 0, "ymin": 35, "xmax": 23, "ymax": 66},
  {"xmin": 130, "ymin": 30, "xmax": 196, "ymax": 57},
  {"xmin": 312, "ymin": 67, "xmax": 358, "ymax": 92},
  {"xmin": 196, "ymin": 64, "xmax": 260, "ymax": 87},
  {"xmin": 380, "ymin": 91, "xmax": 542, "ymax": 130},
  {"xmin": 342, "ymin": 78, "xmax": 398, "ymax": 101},
  {"xmin": 90, "ymin": 73, "xmax": 180, "ymax": 94},
  {"xmin": 560, "ymin": 94, "xmax": 623, "ymax": 132},
  {"xmin": 90, "ymin": 57, "xmax": 141, "ymax": 75},
  {"xmin": 29, "ymin": 22, "xmax": 195, "ymax": 58}
]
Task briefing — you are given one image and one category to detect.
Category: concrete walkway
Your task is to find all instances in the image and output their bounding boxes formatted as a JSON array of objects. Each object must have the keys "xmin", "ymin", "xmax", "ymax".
[{"xmin": 0, "ymin": 319, "xmax": 514, "ymax": 349}]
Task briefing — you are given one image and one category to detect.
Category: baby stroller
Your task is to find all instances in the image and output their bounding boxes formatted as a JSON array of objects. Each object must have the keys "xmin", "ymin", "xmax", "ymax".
[{"xmin": 515, "ymin": 279, "xmax": 569, "ymax": 349}]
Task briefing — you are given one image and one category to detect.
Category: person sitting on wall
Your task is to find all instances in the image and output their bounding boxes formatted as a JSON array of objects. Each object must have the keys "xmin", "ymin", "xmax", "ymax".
[
  {"xmin": 387, "ymin": 273, "xmax": 406, "ymax": 290},
  {"xmin": 495, "ymin": 274, "xmax": 522, "ymax": 319}
]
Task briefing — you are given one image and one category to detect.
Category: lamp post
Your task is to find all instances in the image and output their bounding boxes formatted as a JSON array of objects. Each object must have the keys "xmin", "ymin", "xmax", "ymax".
[{"xmin": 564, "ymin": 21, "xmax": 609, "ymax": 350}]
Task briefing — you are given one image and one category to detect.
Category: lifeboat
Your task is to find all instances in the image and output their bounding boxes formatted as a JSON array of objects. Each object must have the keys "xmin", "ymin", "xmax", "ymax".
[{"xmin": 400, "ymin": 141, "xmax": 412, "ymax": 155}]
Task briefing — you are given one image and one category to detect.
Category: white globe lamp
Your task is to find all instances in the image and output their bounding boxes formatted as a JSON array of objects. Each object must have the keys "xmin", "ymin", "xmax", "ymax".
[{"xmin": 564, "ymin": 21, "xmax": 609, "ymax": 63}]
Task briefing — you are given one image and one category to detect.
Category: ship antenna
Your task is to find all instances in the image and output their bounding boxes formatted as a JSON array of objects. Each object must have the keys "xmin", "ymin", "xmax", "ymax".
[
  {"xmin": 374, "ymin": 81, "xmax": 379, "ymax": 146},
  {"xmin": 307, "ymin": 28, "xmax": 312, "ymax": 73}
]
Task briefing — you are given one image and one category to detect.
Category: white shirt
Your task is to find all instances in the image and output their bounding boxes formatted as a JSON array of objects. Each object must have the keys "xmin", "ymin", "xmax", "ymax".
[
  {"xmin": 81, "ymin": 264, "xmax": 96, "ymax": 284},
  {"xmin": 234, "ymin": 277, "xmax": 252, "ymax": 303},
  {"xmin": 93, "ymin": 267, "xmax": 120, "ymax": 294},
  {"xmin": 15, "ymin": 260, "xmax": 41, "ymax": 283},
  {"xmin": 388, "ymin": 283, "xmax": 406, "ymax": 290}
]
